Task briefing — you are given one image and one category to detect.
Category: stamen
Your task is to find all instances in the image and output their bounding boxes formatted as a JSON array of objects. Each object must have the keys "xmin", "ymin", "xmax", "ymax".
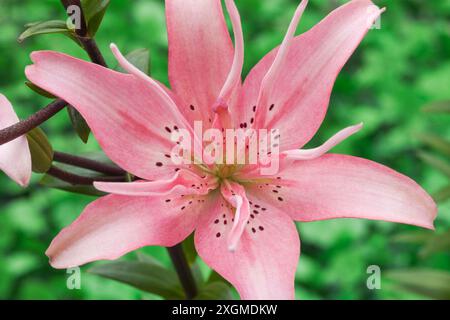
[{"xmin": 283, "ymin": 123, "xmax": 363, "ymax": 160}]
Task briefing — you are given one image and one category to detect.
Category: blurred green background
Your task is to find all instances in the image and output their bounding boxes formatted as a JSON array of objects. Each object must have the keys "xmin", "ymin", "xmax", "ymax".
[{"xmin": 0, "ymin": 0, "xmax": 449, "ymax": 299}]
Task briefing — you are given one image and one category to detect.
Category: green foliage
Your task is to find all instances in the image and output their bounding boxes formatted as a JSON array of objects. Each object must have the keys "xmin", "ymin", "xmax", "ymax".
[
  {"xmin": 67, "ymin": 106, "xmax": 90, "ymax": 143},
  {"xmin": 26, "ymin": 127, "xmax": 54, "ymax": 173},
  {"xmin": 0, "ymin": 0, "xmax": 449, "ymax": 300},
  {"xmin": 17, "ymin": 20, "xmax": 75, "ymax": 44},
  {"xmin": 81, "ymin": 0, "xmax": 111, "ymax": 36},
  {"xmin": 89, "ymin": 260, "xmax": 186, "ymax": 299},
  {"xmin": 384, "ymin": 269, "xmax": 450, "ymax": 300}
]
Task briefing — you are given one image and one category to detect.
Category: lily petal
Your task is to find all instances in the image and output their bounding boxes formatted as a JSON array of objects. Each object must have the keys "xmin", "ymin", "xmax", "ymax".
[
  {"xmin": 283, "ymin": 123, "xmax": 363, "ymax": 160},
  {"xmin": 247, "ymin": 154, "xmax": 437, "ymax": 229},
  {"xmin": 194, "ymin": 193, "xmax": 300, "ymax": 300},
  {"xmin": 25, "ymin": 51, "xmax": 191, "ymax": 181},
  {"xmin": 46, "ymin": 193, "xmax": 209, "ymax": 268},
  {"xmin": 0, "ymin": 94, "xmax": 31, "ymax": 187},
  {"xmin": 239, "ymin": 0, "xmax": 382, "ymax": 150},
  {"xmin": 166, "ymin": 0, "xmax": 234, "ymax": 126}
]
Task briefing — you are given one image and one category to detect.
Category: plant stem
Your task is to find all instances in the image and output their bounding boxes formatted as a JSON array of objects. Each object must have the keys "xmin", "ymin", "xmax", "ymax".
[
  {"xmin": 53, "ymin": 151, "xmax": 125, "ymax": 176},
  {"xmin": 167, "ymin": 244, "xmax": 198, "ymax": 300},
  {"xmin": 47, "ymin": 165, "xmax": 125, "ymax": 185},
  {"xmin": 0, "ymin": 99, "xmax": 67, "ymax": 145},
  {"xmin": 61, "ymin": 0, "xmax": 107, "ymax": 67}
]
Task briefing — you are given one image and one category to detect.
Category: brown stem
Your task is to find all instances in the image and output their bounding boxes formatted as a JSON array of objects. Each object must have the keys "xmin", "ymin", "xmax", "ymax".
[
  {"xmin": 61, "ymin": 0, "xmax": 88, "ymax": 37},
  {"xmin": 0, "ymin": 99, "xmax": 67, "ymax": 145},
  {"xmin": 167, "ymin": 244, "xmax": 198, "ymax": 300},
  {"xmin": 53, "ymin": 151, "xmax": 125, "ymax": 176},
  {"xmin": 47, "ymin": 165, "xmax": 125, "ymax": 185}
]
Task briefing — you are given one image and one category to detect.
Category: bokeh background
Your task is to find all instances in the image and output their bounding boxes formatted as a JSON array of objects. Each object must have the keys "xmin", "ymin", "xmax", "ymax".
[{"xmin": 0, "ymin": 0, "xmax": 449, "ymax": 299}]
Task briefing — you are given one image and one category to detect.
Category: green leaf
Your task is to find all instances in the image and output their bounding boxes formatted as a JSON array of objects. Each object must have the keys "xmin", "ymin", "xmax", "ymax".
[
  {"xmin": 81, "ymin": 0, "xmax": 110, "ymax": 36},
  {"xmin": 89, "ymin": 261, "xmax": 185, "ymax": 299},
  {"xmin": 26, "ymin": 127, "xmax": 54, "ymax": 174},
  {"xmin": 39, "ymin": 174, "xmax": 105, "ymax": 197},
  {"xmin": 136, "ymin": 252, "xmax": 165, "ymax": 267},
  {"xmin": 39, "ymin": 161, "xmax": 109, "ymax": 196},
  {"xmin": 417, "ymin": 133, "xmax": 450, "ymax": 158},
  {"xmin": 385, "ymin": 269, "xmax": 450, "ymax": 299},
  {"xmin": 433, "ymin": 185, "xmax": 450, "ymax": 202},
  {"xmin": 195, "ymin": 282, "xmax": 234, "ymax": 300},
  {"xmin": 25, "ymin": 82, "xmax": 55, "ymax": 99},
  {"xmin": 423, "ymin": 100, "xmax": 450, "ymax": 114},
  {"xmin": 182, "ymin": 234, "xmax": 197, "ymax": 265},
  {"xmin": 67, "ymin": 106, "xmax": 90, "ymax": 143},
  {"xmin": 18, "ymin": 20, "xmax": 71, "ymax": 43},
  {"xmin": 117, "ymin": 48, "xmax": 151, "ymax": 75},
  {"xmin": 418, "ymin": 151, "xmax": 450, "ymax": 178}
]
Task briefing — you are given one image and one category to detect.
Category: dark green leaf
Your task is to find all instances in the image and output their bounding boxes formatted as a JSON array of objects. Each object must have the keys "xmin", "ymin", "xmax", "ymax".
[
  {"xmin": 39, "ymin": 161, "xmax": 109, "ymax": 196},
  {"xmin": 26, "ymin": 127, "xmax": 54, "ymax": 174},
  {"xmin": 182, "ymin": 234, "xmax": 197, "ymax": 265},
  {"xmin": 25, "ymin": 82, "xmax": 56, "ymax": 99},
  {"xmin": 18, "ymin": 20, "xmax": 71, "ymax": 43},
  {"xmin": 81, "ymin": 0, "xmax": 110, "ymax": 36},
  {"xmin": 417, "ymin": 133, "xmax": 450, "ymax": 158},
  {"xmin": 136, "ymin": 252, "xmax": 165, "ymax": 267},
  {"xmin": 423, "ymin": 100, "xmax": 450, "ymax": 114},
  {"xmin": 418, "ymin": 151, "xmax": 450, "ymax": 178},
  {"xmin": 89, "ymin": 261, "xmax": 184, "ymax": 299},
  {"xmin": 67, "ymin": 106, "xmax": 90, "ymax": 143},
  {"xmin": 117, "ymin": 48, "xmax": 151, "ymax": 75},
  {"xmin": 39, "ymin": 174, "xmax": 105, "ymax": 197},
  {"xmin": 385, "ymin": 269, "xmax": 450, "ymax": 299},
  {"xmin": 195, "ymin": 282, "xmax": 234, "ymax": 300}
]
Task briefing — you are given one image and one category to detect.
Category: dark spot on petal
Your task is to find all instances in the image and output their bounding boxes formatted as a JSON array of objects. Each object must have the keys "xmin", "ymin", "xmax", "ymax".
[
  {"xmin": 269, "ymin": 104, "xmax": 275, "ymax": 111},
  {"xmin": 216, "ymin": 232, "xmax": 221, "ymax": 238},
  {"xmin": 251, "ymin": 228, "xmax": 256, "ymax": 233},
  {"xmin": 156, "ymin": 162, "xmax": 163, "ymax": 167},
  {"xmin": 259, "ymin": 226, "xmax": 264, "ymax": 231},
  {"xmin": 214, "ymin": 219, "xmax": 219, "ymax": 224},
  {"xmin": 278, "ymin": 197, "xmax": 284, "ymax": 202},
  {"xmin": 190, "ymin": 105, "xmax": 195, "ymax": 111}
]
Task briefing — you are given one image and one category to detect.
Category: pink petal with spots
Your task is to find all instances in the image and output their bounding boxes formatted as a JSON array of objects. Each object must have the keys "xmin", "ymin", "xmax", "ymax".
[
  {"xmin": 46, "ymin": 193, "xmax": 208, "ymax": 268},
  {"xmin": 195, "ymin": 193, "xmax": 300, "ymax": 300},
  {"xmin": 166, "ymin": 0, "xmax": 234, "ymax": 126},
  {"xmin": 25, "ymin": 51, "xmax": 191, "ymax": 181}
]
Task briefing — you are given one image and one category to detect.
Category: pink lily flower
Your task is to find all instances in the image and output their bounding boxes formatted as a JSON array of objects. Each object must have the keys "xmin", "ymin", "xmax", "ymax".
[
  {"xmin": 0, "ymin": 94, "xmax": 31, "ymax": 187},
  {"xmin": 25, "ymin": 0, "xmax": 436, "ymax": 299}
]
